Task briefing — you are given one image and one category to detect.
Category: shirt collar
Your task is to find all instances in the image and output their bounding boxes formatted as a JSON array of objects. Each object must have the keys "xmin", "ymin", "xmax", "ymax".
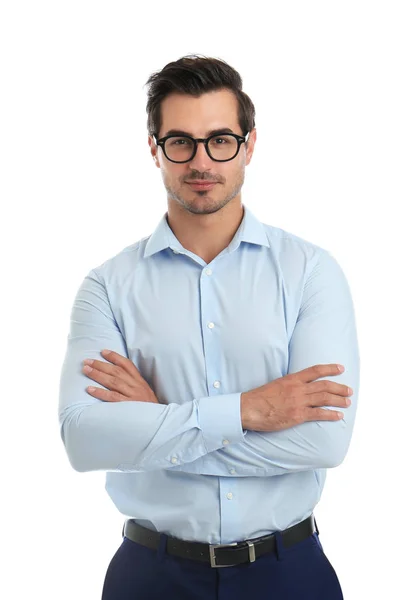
[{"xmin": 144, "ymin": 204, "xmax": 270, "ymax": 259}]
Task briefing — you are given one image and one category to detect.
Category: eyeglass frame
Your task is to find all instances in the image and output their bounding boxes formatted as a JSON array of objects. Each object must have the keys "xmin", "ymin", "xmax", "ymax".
[{"xmin": 153, "ymin": 131, "xmax": 250, "ymax": 163}]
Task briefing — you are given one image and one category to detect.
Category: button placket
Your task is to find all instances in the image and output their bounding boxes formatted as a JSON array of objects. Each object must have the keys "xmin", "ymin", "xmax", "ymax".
[{"xmin": 201, "ymin": 267, "xmax": 236, "ymax": 524}]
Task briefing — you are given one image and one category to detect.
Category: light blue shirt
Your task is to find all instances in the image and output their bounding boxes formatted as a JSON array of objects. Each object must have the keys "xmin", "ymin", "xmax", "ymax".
[{"xmin": 58, "ymin": 204, "xmax": 360, "ymax": 544}]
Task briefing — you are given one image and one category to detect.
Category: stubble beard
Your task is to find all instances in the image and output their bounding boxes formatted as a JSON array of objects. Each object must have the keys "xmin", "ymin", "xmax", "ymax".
[{"xmin": 163, "ymin": 169, "xmax": 245, "ymax": 215}]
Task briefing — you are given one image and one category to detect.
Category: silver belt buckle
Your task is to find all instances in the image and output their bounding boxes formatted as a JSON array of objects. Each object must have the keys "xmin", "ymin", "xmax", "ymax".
[{"xmin": 209, "ymin": 540, "xmax": 256, "ymax": 568}]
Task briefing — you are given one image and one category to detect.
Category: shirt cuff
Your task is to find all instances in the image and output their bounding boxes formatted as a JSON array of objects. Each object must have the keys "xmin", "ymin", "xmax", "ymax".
[{"xmin": 196, "ymin": 392, "xmax": 247, "ymax": 453}]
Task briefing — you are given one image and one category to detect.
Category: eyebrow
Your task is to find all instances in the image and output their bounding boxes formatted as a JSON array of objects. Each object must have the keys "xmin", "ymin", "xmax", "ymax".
[{"xmin": 162, "ymin": 127, "xmax": 236, "ymax": 138}]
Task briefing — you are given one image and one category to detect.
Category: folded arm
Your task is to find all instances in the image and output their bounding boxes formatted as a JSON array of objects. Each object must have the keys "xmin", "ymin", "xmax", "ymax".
[
  {"xmin": 58, "ymin": 269, "xmax": 248, "ymax": 473},
  {"xmin": 169, "ymin": 249, "xmax": 360, "ymax": 477}
]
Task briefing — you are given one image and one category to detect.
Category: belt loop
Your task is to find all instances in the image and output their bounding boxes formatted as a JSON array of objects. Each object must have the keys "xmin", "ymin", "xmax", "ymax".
[
  {"xmin": 157, "ymin": 532, "xmax": 168, "ymax": 563},
  {"xmin": 314, "ymin": 516, "xmax": 319, "ymax": 536},
  {"xmin": 122, "ymin": 521, "xmax": 126, "ymax": 538},
  {"xmin": 274, "ymin": 531, "xmax": 285, "ymax": 561}
]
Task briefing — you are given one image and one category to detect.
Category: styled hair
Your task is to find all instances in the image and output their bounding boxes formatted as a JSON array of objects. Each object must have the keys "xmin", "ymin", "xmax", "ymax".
[{"xmin": 144, "ymin": 54, "xmax": 256, "ymax": 139}]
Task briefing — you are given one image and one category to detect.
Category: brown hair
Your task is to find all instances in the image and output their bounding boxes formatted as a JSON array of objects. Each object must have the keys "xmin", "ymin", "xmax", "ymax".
[{"xmin": 144, "ymin": 54, "xmax": 256, "ymax": 139}]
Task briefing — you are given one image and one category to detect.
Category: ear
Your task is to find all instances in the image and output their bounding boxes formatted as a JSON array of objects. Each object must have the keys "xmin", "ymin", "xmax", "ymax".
[
  {"xmin": 245, "ymin": 128, "xmax": 257, "ymax": 166},
  {"xmin": 148, "ymin": 135, "xmax": 161, "ymax": 168}
]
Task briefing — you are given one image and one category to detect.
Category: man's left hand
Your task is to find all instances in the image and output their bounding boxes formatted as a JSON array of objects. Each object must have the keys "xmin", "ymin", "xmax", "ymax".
[{"xmin": 82, "ymin": 349, "xmax": 160, "ymax": 404}]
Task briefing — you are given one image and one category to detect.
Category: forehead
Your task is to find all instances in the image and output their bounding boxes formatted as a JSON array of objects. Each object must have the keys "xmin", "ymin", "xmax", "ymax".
[{"xmin": 159, "ymin": 89, "xmax": 240, "ymax": 136}]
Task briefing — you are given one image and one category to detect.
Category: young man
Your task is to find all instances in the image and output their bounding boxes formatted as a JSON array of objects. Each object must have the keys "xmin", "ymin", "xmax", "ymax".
[{"xmin": 59, "ymin": 54, "xmax": 359, "ymax": 599}]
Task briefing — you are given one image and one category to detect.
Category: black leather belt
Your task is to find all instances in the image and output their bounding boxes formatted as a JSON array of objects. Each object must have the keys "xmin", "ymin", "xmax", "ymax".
[{"xmin": 122, "ymin": 514, "xmax": 319, "ymax": 568}]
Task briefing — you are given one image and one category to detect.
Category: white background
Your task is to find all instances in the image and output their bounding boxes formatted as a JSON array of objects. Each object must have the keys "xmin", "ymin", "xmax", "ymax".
[{"xmin": 1, "ymin": 1, "xmax": 402, "ymax": 598}]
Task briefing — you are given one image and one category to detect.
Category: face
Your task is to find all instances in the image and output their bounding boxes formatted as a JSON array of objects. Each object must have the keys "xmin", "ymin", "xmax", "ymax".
[{"xmin": 148, "ymin": 89, "xmax": 257, "ymax": 215}]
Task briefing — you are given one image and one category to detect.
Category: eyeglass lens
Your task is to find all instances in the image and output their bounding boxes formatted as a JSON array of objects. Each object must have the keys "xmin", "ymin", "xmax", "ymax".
[{"xmin": 164, "ymin": 135, "xmax": 239, "ymax": 162}]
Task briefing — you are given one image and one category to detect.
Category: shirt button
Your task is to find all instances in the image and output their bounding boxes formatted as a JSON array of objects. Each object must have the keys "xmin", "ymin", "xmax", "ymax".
[
  {"xmin": 171, "ymin": 457, "xmax": 178, "ymax": 463},
  {"xmin": 213, "ymin": 381, "xmax": 221, "ymax": 389},
  {"xmin": 222, "ymin": 439, "xmax": 229, "ymax": 445},
  {"xmin": 172, "ymin": 248, "xmax": 179, "ymax": 254},
  {"xmin": 226, "ymin": 492, "xmax": 233, "ymax": 500},
  {"xmin": 207, "ymin": 322, "xmax": 215, "ymax": 329},
  {"xmin": 229, "ymin": 468, "xmax": 236, "ymax": 474},
  {"xmin": 205, "ymin": 268, "xmax": 212, "ymax": 275}
]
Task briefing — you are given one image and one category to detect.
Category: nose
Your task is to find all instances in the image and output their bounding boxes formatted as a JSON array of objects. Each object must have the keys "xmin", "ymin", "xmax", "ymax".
[{"xmin": 187, "ymin": 141, "xmax": 214, "ymax": 171}]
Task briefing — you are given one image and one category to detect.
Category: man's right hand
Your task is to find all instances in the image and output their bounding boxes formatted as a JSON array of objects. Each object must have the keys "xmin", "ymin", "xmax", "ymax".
[{"xmin": 240, "ymin": 364, "xmax": 352, "ymax": 432}]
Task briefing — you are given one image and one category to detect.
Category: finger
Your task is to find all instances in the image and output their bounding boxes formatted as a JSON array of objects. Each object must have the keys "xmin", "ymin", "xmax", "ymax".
[
  {"xmin": 305, "ymin": 407, "xmax": 345, "ymax": 422},
  {"xmin": 101, "ymin": 349, "xmax": 143, "ymax": 379},
  {"xmin": 307, "ymin": 380, "xmax": 352, "ymax": 397},
  {"xmin": 293, "ymin": 364, "xmax": 344, "ymax": 384},
  {"xmin": 84, "ymin": 359, "xmax": 134, "ymax": 388},
  {"xmin": 83, "ymin": 367, "xmax": 138, "ymax": 398},
  {"xmin": 86, "ymin": 386, "xmax": 158, "ymax": 404},
  {"xmin": 308, "ymin": 392, "xmax": 352, "ymax": 408},
  {"xmin": 86, "ymin": 386, "xmax": 131, "ymax": 403}
]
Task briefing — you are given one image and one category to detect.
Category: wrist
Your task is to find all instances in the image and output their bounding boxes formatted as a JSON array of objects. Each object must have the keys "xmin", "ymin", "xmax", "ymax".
[{"xmin": 240, "ymin": 392, "xmax": 252, "ymax": 430}]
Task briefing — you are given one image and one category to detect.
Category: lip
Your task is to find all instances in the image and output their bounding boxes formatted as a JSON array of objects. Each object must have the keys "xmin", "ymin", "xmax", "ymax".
[{"xmin": 186, "ymin": 181, "xmax": 217, "ymax": 190}]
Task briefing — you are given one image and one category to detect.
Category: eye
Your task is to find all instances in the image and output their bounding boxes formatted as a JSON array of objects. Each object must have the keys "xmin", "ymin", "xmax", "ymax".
[{"xmin": 167, "ymin": 137, "xmax": 192, "ymax": 147}]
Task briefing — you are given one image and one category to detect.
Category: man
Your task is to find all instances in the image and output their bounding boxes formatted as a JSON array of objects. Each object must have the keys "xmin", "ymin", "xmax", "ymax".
[{"xmin": 58, "ymin": 54, "xmax": 359, "ymax": 599}]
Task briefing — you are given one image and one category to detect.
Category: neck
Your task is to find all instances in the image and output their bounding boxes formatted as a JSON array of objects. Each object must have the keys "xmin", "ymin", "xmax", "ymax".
[{"xmin": 166, "ymin": 199, "xmax": 244, "ymax": 264}]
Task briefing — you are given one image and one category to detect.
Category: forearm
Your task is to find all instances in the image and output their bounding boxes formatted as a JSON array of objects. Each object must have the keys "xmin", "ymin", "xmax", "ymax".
[
  {"xmin": 169, "ymin": 381, "xmax": 358, "ymax": 478},
  {"xmin": 60, "ymin": 390, "xmax": 246, "ymax": 473}
]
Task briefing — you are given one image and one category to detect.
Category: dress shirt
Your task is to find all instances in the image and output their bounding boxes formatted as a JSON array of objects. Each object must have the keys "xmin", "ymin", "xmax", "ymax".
[{"xmin": 58, "ymin": 203, "xmax": 360, "ymax": 544}]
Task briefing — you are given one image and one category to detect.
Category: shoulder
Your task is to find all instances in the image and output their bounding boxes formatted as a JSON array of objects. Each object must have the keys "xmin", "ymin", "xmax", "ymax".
[
  {"xmin": 88, "ymin": 234, "xmax": 151, "ymax": 284},
  {"xmin": 261, "ymin": 220, "xmax": 332, "ymax": 276},
  {"xmin": 263, "ymin": 221, "xmax": 326, "ymax": 255}
]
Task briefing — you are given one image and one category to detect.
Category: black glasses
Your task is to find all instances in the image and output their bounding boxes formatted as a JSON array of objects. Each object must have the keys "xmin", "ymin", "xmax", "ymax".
[{"xmin": 153, "ymin": 131, "xmax": 250, "ymax": 163}]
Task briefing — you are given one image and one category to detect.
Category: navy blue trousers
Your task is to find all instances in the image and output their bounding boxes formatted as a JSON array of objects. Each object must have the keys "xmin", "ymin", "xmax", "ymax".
[{"xmin": 101, "ymin": 529, "xmax": 344, "ymax": 599}]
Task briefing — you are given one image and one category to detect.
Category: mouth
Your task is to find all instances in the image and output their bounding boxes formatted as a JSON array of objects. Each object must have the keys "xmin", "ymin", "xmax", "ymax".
[{"xmin": 186, "ymin": 181, "xmax": 218, "ymax": 190}]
